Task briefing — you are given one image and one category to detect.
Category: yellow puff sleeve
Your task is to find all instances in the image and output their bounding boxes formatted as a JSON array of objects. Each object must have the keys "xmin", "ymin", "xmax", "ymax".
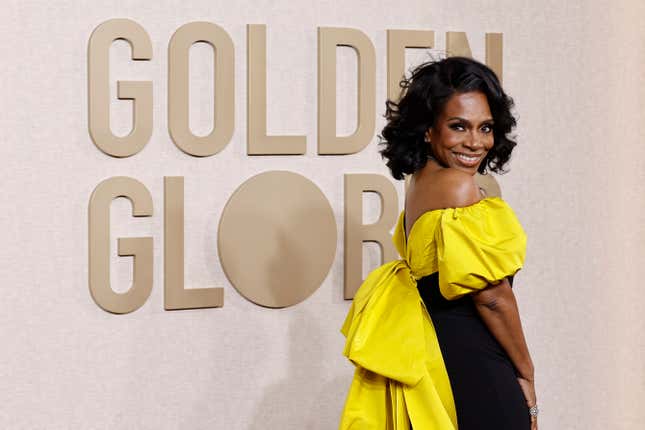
[{"xmin": 435, "ymin": 197, "xmax": 527, "ymax": 300}]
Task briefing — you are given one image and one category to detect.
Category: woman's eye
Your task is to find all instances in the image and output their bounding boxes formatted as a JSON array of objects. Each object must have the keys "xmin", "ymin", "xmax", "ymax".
[
  {"xmin": 481, "ymin": 124, "xmax": 493, "ymax": 133},
  {"xmin": 450, "ymin": 124, "xmax": 465, "ymax": 131}
]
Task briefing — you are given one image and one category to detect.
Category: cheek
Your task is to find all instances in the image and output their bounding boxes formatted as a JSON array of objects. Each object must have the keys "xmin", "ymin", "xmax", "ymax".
[
  {"xmin": 484, "ymin": 135, "xmax": 495, "ymax": 150},
  {"xmin": 440, "ymin": 131, "xmax": 463, "ymax": 147}
]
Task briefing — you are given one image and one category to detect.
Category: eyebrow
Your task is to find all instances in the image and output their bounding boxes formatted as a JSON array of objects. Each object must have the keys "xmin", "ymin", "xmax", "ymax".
[{"xmin": 447, "ymin": 116, "xmax": 495, "ymax": 123}]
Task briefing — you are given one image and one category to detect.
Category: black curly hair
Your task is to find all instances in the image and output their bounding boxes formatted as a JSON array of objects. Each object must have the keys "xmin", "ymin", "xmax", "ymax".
[{"xmin": 379, "ymin": 56, "xmax": 517, "ymax": 180}]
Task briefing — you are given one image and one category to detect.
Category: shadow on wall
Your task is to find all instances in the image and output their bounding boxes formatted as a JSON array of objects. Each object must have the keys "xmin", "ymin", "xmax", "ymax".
[{"xmin": 248, "ymin": 310, "xmax": 348, "ymax": 429}]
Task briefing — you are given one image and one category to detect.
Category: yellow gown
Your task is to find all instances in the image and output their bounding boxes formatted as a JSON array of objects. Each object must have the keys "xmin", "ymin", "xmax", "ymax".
[{"xmin": 339, "ymin": 196, "xmax": 527, "ymax": 429}]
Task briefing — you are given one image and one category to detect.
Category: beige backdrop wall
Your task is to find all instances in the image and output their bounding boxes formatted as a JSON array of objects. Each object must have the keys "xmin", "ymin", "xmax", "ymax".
[{"xmin": 1, "ymin": 0, "xmax": 644, "ymax": 428}]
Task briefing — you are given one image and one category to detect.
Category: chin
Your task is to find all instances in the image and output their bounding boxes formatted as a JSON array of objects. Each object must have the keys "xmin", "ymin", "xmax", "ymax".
[{"xmin": 451, "ymin": 164, "xmax": 479, "ymax": 175}]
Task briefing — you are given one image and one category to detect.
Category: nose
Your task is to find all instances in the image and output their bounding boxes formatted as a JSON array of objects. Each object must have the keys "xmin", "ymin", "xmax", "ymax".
[{"xmin": 463, "ymin": 131, "xmax": 483, "ymax": 150}]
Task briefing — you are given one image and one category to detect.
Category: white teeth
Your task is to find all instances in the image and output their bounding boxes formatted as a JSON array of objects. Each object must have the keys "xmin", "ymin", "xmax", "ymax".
[{"xmin": 455, "ymin": 153, "xmax": 480, "ymax": 162}]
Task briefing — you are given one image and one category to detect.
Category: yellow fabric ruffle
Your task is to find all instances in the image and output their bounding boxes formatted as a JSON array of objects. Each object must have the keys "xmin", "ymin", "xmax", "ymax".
[{"xmin": 339, "ymin": 196, "xmax": 527, "ymax": 430}]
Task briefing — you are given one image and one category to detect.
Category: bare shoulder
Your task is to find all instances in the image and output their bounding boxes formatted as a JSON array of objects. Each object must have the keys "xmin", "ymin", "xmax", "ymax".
[{"xmin": 420, "ymin": 169, "xmax": 481, "ymax": 210}]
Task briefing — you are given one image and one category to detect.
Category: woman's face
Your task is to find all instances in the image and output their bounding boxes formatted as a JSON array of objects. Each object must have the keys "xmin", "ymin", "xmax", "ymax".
[{"xmin": 425, "ymin": 91, "xmax": 495, "ymax": 175}]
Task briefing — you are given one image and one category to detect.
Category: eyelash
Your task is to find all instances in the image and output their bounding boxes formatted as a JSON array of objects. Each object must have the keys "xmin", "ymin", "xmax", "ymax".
[{"xmin": 450, "ymin": 124, "xmax": 494, "ymax": 133}]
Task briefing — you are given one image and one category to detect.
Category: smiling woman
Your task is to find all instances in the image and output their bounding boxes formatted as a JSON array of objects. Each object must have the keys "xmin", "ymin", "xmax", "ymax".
[
  {"xmin": 425, "ymin": 91, "xmax": 495, "ymax": 172},
  {"xmin": 379, "ymin": 56, "xmax": 517, "ymax": 181},
  {"xmin": 338, "ymin": 57, "xmax": 537, "ymax": 430}
]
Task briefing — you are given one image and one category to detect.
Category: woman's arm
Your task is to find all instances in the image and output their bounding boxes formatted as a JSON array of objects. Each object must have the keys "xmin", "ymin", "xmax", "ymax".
[
  {"xmin": 472, "ymin": 278, "xmax": 537, "ymax": 429},
  {"xmin": 471, "ymin": 277, "xmax": 536, "ymax": 389}
]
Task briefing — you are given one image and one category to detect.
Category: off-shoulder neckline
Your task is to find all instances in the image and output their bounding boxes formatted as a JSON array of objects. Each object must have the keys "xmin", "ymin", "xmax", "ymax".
[{"xmin": 403, "ymin": 196, "xmax": 504, "ymax": 243}]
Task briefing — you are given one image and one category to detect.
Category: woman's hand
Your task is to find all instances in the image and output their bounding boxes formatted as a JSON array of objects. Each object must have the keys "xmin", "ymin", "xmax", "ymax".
[{"xmin": 517, "ymin": 376, "xmax": 537, "ymax": 430}]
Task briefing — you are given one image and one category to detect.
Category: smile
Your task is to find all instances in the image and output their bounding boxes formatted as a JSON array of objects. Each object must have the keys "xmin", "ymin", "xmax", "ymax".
[{"xmin": 452, "ymin": 152, "xmax": 484, "ymax": 166}]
